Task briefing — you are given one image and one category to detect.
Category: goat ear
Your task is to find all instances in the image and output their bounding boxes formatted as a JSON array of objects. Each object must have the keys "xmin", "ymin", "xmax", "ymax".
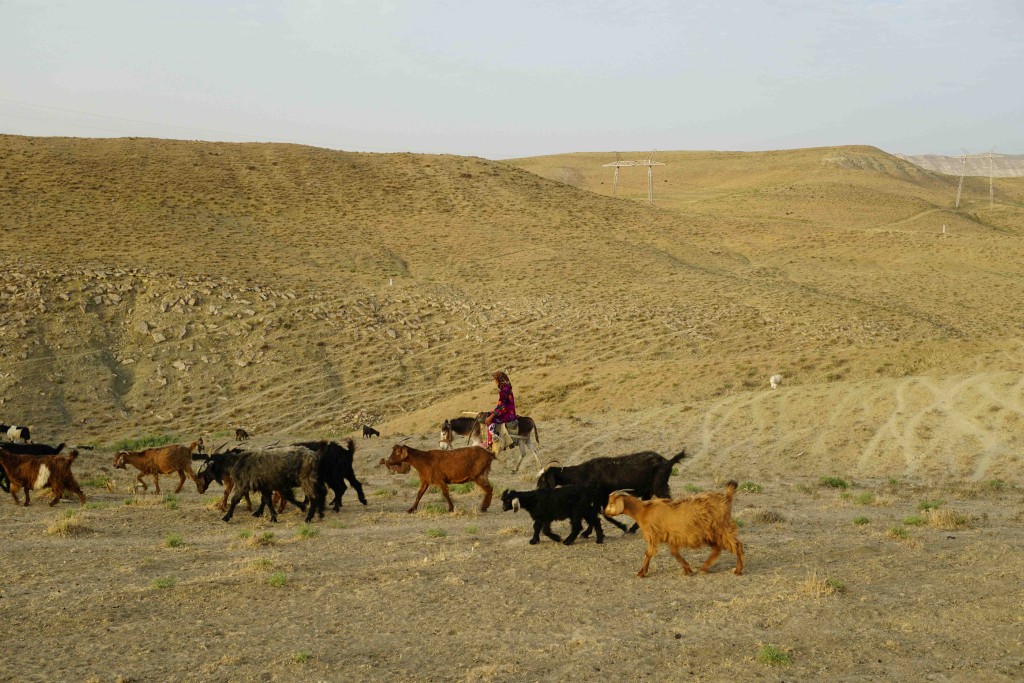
[{"xmin": 512, "ymin": 498, "xmax": 520, "ymax": 513}]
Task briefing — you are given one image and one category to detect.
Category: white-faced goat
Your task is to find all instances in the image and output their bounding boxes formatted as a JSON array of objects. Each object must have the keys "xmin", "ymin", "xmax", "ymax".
[
  {"xmin": 501, "ymin": 486, "xmax": 604, "ymax": 545},
  {"xmin": 536, "ymin": 449, "xmax": 687, "ymax": 533},
  {"xmin": 604, "ymin": 481, "xmax": 745, "ymax": 577},
  {"xmin": 222, "ymin": 446, "xmax": 325, "ymax": 523},
  {"xmin": 6, "ymin": 425, "xmax": 31, "ymax": 443}
]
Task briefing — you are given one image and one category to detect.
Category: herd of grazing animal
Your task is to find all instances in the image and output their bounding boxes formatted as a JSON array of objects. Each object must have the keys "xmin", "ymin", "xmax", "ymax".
[{"xmin": 1, "ymin": 415, "xmax": 745, "ymax": 578}]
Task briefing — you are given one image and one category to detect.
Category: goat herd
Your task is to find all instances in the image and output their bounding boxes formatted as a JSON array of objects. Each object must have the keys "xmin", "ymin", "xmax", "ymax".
[{"xmin": 0, "ymin": 420, "xmax": 745, "ymax": 578}]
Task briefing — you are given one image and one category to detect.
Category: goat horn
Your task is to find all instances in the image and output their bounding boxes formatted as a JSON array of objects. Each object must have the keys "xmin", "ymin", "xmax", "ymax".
[
  {"xmin": 397, "ymin": 436, "xmax": 411, "ymax": 444},
  {"xmin": 540, "ymin": 460, "xmax": 561, "ymax": 471},
  {"xmin": 609, "ymin": 489, "xmax": 635, "ymax": 497},
  {"xmin": 212, "ymin": 441, "xmax": 229, "ymax": 455}
]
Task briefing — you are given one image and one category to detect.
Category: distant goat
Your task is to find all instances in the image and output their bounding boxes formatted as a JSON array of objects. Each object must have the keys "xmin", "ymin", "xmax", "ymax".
[
  {"xmin": 605, "ymin": 481, "xmax": 745, "ymax": 577},
  {"xmin": 294, "ymin": 439, "xmax": 368, "ymax": 511},
  {"xmin": 6, "ymin": 425, "xmax": 31, "ymax": 443},
  {"xmin": 770, "ymin": 374, "xmax": 783, "ymax": 389},
  {"xmin": 380, "ymin": 443, "xmax": 496, "ymax": 513},
  {"xmin": 222, "ymin": 446, "xmax": 325, "ymax": 523},
  {"xmin": 537, "ymin": 449, "xmax": 687, "ymax": 533},
  {"xmin": 362, "ymin": 425, "xmax": 380, "ymax": 439},
  {"xmin": 114, "ymin": 439, "xmax": 203, "ymax": 494},
  {"xmin": 0, "ymin": 448, "xmax": 86, "ymax": 507},
  {"xmin": 235, "ymin": 428, "xmax": 250, "ymax": 441},
  {"xmin": 501, "ymin": 486, "xmax": 604, "ymax": 545}
]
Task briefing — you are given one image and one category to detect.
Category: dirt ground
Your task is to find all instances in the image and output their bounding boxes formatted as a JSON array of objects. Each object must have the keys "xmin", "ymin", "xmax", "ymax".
[{"xmin": 1, "ymin": 426, "xmax": 1021, "ymax": 683}]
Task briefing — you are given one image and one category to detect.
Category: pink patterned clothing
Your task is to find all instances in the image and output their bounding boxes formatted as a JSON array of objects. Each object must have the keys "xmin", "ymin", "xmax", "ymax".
[{"xmin": 491, "ymin": 384, "xmax": 517, "ymax": 423}]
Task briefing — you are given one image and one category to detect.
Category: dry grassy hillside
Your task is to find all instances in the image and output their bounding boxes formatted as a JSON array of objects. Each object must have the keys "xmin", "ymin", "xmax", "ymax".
[{"xmin": 2, "ymin": 136, "xmax": 1023, "ymax": 482}]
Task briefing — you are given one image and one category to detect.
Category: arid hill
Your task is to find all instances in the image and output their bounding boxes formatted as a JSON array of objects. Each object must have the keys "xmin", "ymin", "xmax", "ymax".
[{"xmin": 2, "ymin": 135, "xmax": 1023, "ymax": 481}]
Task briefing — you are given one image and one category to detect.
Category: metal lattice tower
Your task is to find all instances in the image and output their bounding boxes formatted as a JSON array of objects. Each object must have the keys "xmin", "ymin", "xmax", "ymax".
[
  {"xmin": 955, "ymin": 148, "xmax": 968, "ymax": 209},
  {"xmin": 602, "ymin": 151, "xmax": 666, "ymax": 205}
]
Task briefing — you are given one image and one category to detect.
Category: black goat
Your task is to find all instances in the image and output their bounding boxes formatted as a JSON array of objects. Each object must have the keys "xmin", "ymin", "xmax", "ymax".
[
  {"xmin": 193, "ymin": 447, "xmax": 254, "ymax": 512},
  {"xmin": 361, "ymin": 425, "xmax": 380, "ymax": 439},
  {"xmin": 501, "ymin": 486, "xmax": 604, "ymax": 545},
  {"xmin": 222, "ymin": 446, "xmax": 325, "ymax": 523},
  {"xmin": 293, "ymin": 439, "xmax": 367, "ymax": 511},
  {"xmin": 537, "ymin": 449, "xmax": 687, "ymax": 533}
]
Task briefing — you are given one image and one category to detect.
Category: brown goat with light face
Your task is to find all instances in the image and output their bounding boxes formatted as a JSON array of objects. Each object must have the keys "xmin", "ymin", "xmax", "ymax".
[
  {"xmin": 113, "ymin": 439, "xmax": 202, "ymax": 494},
  {"xmin": 604, "ymin": 481, "xmax": 744, "ymax": 577},
  {"xmin": 0, "ymin": 448, "xmax": 86, "ymax": 507},
  {"xmin": 379, "ymin": 443, "xmax": 496, "ymax": 513}
]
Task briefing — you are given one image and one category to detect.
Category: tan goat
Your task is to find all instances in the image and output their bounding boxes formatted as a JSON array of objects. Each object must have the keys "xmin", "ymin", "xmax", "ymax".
[
  {"xmin": 604, "ymin": 481, "xmax": 744, "ymax": 577},
  {"xmin": 113, "ymin": 439, "xmax": 202, "ymax": 494}
]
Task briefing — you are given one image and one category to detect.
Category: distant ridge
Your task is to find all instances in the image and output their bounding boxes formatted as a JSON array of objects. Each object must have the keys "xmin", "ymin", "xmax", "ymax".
[{"xmin": 896, "ymin": 153, "xmax": 1024, "ymax": 177}]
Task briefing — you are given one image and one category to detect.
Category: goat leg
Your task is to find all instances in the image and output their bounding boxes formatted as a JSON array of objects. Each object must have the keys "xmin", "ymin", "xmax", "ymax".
[
  {"xmin": 669, "ymin": 545, "xmax": 694, "ymax": 575},
  {"xmin": 699, "ymin": 546, "xmax": 722, "ymax": 573},
  {"xmin": 223, "ymin": 490, "xmax": 246, "ymax": 522},
  {"xmin": 476, "ymin": 477, "xmax": 493, "ymax": 512},
  {"xmin": 637, "ymin": 542, "xmax": 659, "ymax": 577},
  {"xmin": 541, "ymin": 522, "xmax": 562, "ymax": 544},
  {"xmin": 152, "ymin": 474, "xmax": 161, "ymax": 494},
  {"xmin": 529, "ymin": 520, "xmax": 544, "ymax": 545},
  {"xmin": 173, "ymin": 471, "xmax": 186, "ymax": 494},
  {"xmin": 437, "ymin": 483, "xmax": 455, "ymax": 512},
  {"xmin": 408, "ymin": 482, "xmax": 429, "ymax": 513},
  {"xmin": 137, "ymin": 473, "xmax": 148, "ymax": 493},
  {"xmin": 562, "ymin": 516, "xmax": 583, "ymax": 545},
  {"xmin": 602, "ymin": 512, "xmax": 631, "ymax": 533},
  {"xmin": 23, "ymin": 486, "xmax": 31, "ymax": 507},
  {"xmin": 348, "ymin": 474, "xmax": 368, "ymax": 506}
]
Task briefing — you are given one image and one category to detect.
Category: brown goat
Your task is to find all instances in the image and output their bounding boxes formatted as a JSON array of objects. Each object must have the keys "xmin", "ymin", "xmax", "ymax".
[
  {"xmin": 114, "ymin": 440, "xmax": 202, "ymax": 494},
  {"xmin": 380, "ymin": 443, "xmax": 496, "ymax": 513},
  {"xmin": 0, "ymin": 448, "xmax": 86, "ymax": 507},
  {"xmin": 604, "ymin": 481, "xmax": 744, "ymax": 577}
]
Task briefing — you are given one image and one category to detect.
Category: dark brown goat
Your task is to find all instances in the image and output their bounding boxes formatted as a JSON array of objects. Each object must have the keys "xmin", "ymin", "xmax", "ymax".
[
  {"xmin": 380, "ymin": 444, "xmax": 496, "ymax": 513},
  {"xmin": 0, "ymin": 448, "xmax": 86, "ymax": 507}
]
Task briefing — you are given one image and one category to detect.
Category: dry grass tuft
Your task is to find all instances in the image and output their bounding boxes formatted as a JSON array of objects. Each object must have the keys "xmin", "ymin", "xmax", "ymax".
[
  {"xmin": 46, "ymin": 512, "xmax": 89, "ymax": 537},
  {"xmin": 739, "ymin": 508, "xmax": 787, "ymax": 524},
  {"xmin": 926, "ymin": 508, "xmax": 972, "ymax": 530},
  {"xmin": 800, "ymin": 569, "xmax": 846, "ymax": 597}
]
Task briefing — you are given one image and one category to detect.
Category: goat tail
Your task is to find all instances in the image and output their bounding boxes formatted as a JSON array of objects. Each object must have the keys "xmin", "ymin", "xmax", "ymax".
[
  {"xmin": 724, "ymin": 480, "xmax": 738, "ymax": 504},
  {"xmin": 667, "ymin": 449, "xmax": 687, "ymax": 466},
  {"xmin": 533, "ymin": 423, "xmax": 540, "ymax": 444}
]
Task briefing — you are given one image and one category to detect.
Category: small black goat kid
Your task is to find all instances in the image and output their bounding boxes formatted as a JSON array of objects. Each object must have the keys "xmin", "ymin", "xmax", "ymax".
[
  {"xmin": 361, "ymin": 425, "xmax": 380, "ymax": 439},
  {"xmin": 501, "ymin": 486, "xmax": 604, "ymax": 545},
  {"xmin": 537, "ymin": 449, "xmax": 687, "ymax": 533}
]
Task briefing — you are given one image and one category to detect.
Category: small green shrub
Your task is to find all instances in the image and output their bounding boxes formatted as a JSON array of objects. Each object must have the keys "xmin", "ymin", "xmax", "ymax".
[
  {"xmin": 268, "ymin": 572, "xmax": 287, "ymax": 587},
  {"xmin": 449, "ymin": 483, "xmax": 474, "ymax": 494},
  {"xmin": 151, "ymin": 577, "xmax": 175, "ymax": 589},
  {"xmin": 163, "ymin": 494, "xmax": 179, "ymax": 510},
  {"xmin": 740, "ymin": 482, "xmax": 762, "ymax": 493},
  {"xmin": 427, "ymin": 527, "xmax": 447, "ymax": 538},
  {"xmin": 918, "ymin": 499, "xmax": 944, "ymax": 511},
  {"xmin": 757, "ymin": 645, "xmax": 792, "ymax": 666},
  {"xmin": 825, "ymin": 578, "xmax": 847, "ymax": 593},
  {"xmin": 294, "ymin": 651, "xmax": 311, "ymax": 664},
  {"xmin": 985, "ymin": 479, "xmax": 1005, "ymax": 492},
  {"xmin": 903, "ymin": 516, "xmax": 925, "ymax": 526},
  {"xmin": 164, "ymin": 534, "xmax": 184, "ymax": 548},
  {"xmin": 238, "ymin": 530, "xmax": 253, "ymax": 540},
  {"xmin": 887, "ymin": 526, "xmax": 909, "ymax": 539},
  {"xmin": 684, "ymin": 484, "xmax": 702, "ymax": 493},
  {"xmin": 465, "ymin": 525, "xmax": 479, "ymax": 535},
  {"xmin": 819, "ymin": 477, "xmax": 849, "ymax": 489},
  {"xmin": 855, "ymin": 492, "xmax": 876, "ymax": 505},
  {"xmin": 81, "ymin": 476, "xmax": 112, "ymax": 489},
  {"xmin": 852, "ymin": 516, "xmax": 870, "ymax": 526},
  {"xmin": 110, "ymin": 434, "xmax": 179, "ymax": 452},
  {"xmin": 250, "ymin": 532, "xmax": 275, "ymax": 547},
  {"xmin": 296, "ymin": 525, "xmax": 319, "ymax": 540}
]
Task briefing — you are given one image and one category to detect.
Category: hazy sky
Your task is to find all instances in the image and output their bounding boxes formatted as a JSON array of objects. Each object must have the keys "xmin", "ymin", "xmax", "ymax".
[{"xmin": 2, "ymin": 0, "xmax": 1021, "ymax": 158}]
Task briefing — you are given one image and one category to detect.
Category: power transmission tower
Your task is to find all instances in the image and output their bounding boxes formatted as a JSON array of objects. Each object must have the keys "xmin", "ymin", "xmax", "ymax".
[
  {"xmin": 602, "ymin": 151, "xmax": 666, "ymax": 206},
  {"xmin": 989, "ymin": 149, "xmax": 995, "ymax": 209}
]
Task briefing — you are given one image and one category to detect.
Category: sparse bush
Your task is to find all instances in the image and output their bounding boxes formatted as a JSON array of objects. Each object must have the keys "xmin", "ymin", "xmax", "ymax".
[
  {"xmin": 372, "ymin": 487, "xmax": 395, "ymax": 498},
  {"xmin": 46, "ymin": 512, "xmax": 87, "ymax": 537},
  {"xmin": 757, "ymin": 645, "xmax": 792, "ymax": 666},
  {"xmin": 918, "ymin": 499, "xmax": 944, "ymax": 511},
  {"xmin": 465, "ymin": 525, "xmax": 478, "ymax": 535},
  {"xmin": 164, "ymin": 533, "xmax": 184, "ymax": 548},
  {"xmin": 151, "ymin": 577, "xmax": 175, "ymax": 589},
  {"xmin": 887, "ymin": 526, "xmax": 909, "ymax": 540},
  {"xmin": 449, "ymin": 483, "xmax": 474, "ymax": 494},
  {"xmin": 110, "ymin": 434, "xmax": 179, "ymax": 452},
  {"xmin": 740, "ymin": 482, "xmax": 762, "ymax": 493},
  {"xmin": 985, "ymin": 479, "xmax": 1005, "ymax": 492},
  {"xmin": 293, "ymin": 651, "xmax": 311, "ymax": 664},
  {"xmin": 927, "ymin": 508, "xmax": 971, "ymax": 530},
  {"xmin": 246, "ymin": 532, "xmax": 275, "ymax": 547},
  {"xmin": 268, "ymin": 572, "xmax": 287, "ymax": 587},
  {"xmin": 296, "ymin": 525, "xmax": 319, "ymax": 540},
  {"xmin": 802, "ymin": 569, "xmax": 846, "ymax": 596},
  {"xmin": 163, "ymin": 494, "xmax": 179, "ymax": 510},
  {"xmin": 852, "ymin": 516, "xmax": 870, "ymax": 526},
  {"xmin": 684, "ymin": 483, "xmax": 702, "ymax": 493},
  {"xmin": 903, "ymin": 516, "xmax": 925, "ymax": 526},
  {"xmin": 855, "ymin": 492, "xmax": 876, "ymax": 505},
  {"xmin": 81, "ymin": 475, "xmax": 112, "ymax": 489},
  {"xmin": 427, "ymin": 527, "xmax": 447, "ymax": 538},
  {"xmin": 819, "ymin": 476, "xmax": 849, "ymax": 489}
]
